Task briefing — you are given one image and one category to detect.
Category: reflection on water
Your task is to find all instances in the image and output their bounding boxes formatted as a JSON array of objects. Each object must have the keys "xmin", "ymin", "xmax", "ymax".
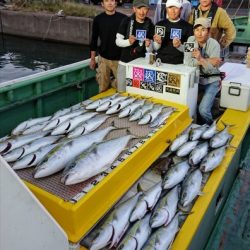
[{"xmin": 0, "ymin": 35, "xmax": 90, "ymax": 83}]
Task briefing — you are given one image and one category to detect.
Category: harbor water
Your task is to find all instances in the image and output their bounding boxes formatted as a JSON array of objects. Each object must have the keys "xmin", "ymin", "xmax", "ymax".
[{"xmin": 0, "ymin": 35, "xmax": 90, "ymax": 84}]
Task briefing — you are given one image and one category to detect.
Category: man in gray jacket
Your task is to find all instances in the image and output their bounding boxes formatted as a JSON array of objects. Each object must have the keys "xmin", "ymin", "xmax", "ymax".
[{"xmin": 184, "ymin": 17, "xmax": 222, "ymax": 125}]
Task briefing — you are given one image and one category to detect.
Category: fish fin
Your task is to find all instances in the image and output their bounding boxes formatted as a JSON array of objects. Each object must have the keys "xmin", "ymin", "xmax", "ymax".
[
  {"xmin": 177, "ymin": 203, "xmax": 191, "ymax": 213},
  {"xmin": 137, "ymin": 182, "xmax": 144, "ymax": 193},
  {"xmin": 17, "ymin": 148, "xmax": 25, "ymax": 160},
  {"xmin": 172, "ymin": 156, "xmax": 185, "ymax": 164},
  {"xmin": 27, "ymin": 154, "xmax": 37, "ymax": 166},
  {"xmin": 220, "ymin": 120, "xmax": 235, "ymax": 128},
  {"xmin": 0, "ymin": 142, "xmax": 12, "ymax": 154},
  {"xmin": 160, "ymin": 150, "xmax": 173, "ymax": 159},
  {"xmin": 167, "ymin": 236, "xmax": 176, "ymax": 250}
]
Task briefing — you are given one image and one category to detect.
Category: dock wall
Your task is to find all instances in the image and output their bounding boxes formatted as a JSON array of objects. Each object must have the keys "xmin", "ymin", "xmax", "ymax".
[{"xmin": 0, "ymin": 10, "xmax": 92, "ymax": 45}]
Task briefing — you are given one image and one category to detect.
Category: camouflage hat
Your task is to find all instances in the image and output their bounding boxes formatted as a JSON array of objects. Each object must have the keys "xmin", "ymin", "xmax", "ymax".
[{"xmin": 133, "ymin": 0, "xmax": 149, "ymax": 8}]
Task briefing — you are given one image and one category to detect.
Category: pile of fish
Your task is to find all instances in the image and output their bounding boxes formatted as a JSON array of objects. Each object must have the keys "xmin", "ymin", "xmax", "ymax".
[
  {"xmin": 82, "ymin": 121, "xmax": 233, "ymax": 250},
  {"xmin": 0, "ymin": 93, "xmax": 176, "ymax": 185}
]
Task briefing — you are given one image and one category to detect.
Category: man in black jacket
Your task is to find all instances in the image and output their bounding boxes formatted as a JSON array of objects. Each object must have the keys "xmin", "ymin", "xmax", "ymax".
[
  {"xmin": 89, "ymin": 0, "xmax": 126, "ymax": 92},
  {"xmin": 115, "ymin": 0, "xmax": 154, "ymax": 92}
]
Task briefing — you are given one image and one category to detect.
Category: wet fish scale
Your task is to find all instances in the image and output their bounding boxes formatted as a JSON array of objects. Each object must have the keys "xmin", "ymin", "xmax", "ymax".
[
  {"xmin": 118, "ymin": 214, "xmax": 151, "ymax": 250},
  {"xmin": 163, "ymin": 160, "xmax": 190, "ymax": 189},
  {"xmin": 169, "ymin": 133, "xmax": 189, "ymax": 152},
  {"xmin": 143, "ymin": 213, "xmax": 179, "ymax": 250},
  {"xmin": 150, "ymin": 186, "xmax": 179, "ymax": 228},
  {"xmin": 62, "ymin": 135, "xmax": 134, "ymax": 185},
  {"xmin": 180, "ymin": 169, "xmax": 203, "ymax": 207},
  {"xmin": 189, "ymin": 124, "xmax": 209, "ymax": 141},
  {"xmin": 210, "ymin": 126, "xmax": 232, "ymax": 148},
  {"xmin": 33, "ymin": 126, "xmax": 115, "ymax": 178},
  {"xmin": 67, "ymin": 115, "xmax": 109, "ymax": 139},
  {"xmin": 106, "ymin": 97, "xmax": 136, "ymax": 115},
  {"xmin": 176, "ymin": 140, "xmax": 199, "ymax": 157},
  {"xmin": 85, "ymin": 93, "xmax": 119, "ymax": 110},
  {"xmin": 90, "ymin": 193, "xmax": 141, "ymax": 250},
  {"xmin": 189, "ymin": 141, "xmax": 209, "ymax": 165},
  {"xmin": 12, "ymin": 144, "xmax": 58, "ymax": 170},
  {"xmin": 200, "ymin": 146, "xmax": 226, "ymax": 172},
  {"xmin": 130, "ymin": 182, "xmax": 162, "ymax": 222},
  {"xmin": 138, "ymin": 105, "xmax": 164, "ymax": 125}
]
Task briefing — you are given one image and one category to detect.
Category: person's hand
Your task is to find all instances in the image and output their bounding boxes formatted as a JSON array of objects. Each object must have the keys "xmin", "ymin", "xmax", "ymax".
[
  {"xmin": 89, "ymin": 58, "xmax": 96, "ymax": 70},
  {"xmin": 153, "ymin": 34, "xmax": 162, "ymax": 44},
  {"xmin": 145, "ymin": 38, "xmax": 151, "ymax": 47},
  {"xmin": 207, "ymin": 57, "xmax": 222, "ymax": 67},
  {"xmin": 173, "ymin": 38, "xmax": 181, "ymax": 48},
  {"xmin": 129, "ymin": 35, "xmax": 136, "ymax": 45},
  {"xmin": 192, "ymin": 48, "xmax": 202, "ymax": 61}
]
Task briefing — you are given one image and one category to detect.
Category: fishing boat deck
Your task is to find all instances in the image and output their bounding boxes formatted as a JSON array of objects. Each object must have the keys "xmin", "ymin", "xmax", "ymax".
[{"xmin": 205, "ymin": 142, "xmax": 250, "ymax": 250}]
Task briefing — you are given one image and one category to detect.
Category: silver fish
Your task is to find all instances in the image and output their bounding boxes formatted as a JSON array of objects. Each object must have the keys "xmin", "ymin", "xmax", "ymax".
[
  {"xmin": 96, "ymin": 96, "xmax": 128, "ymax": 112},
  {"xmin": 180, "ymin": 169, "xmax": 203, "ymax": 207},
  {"xmin": 33, "ymin": 126, "xmax": 115, "ymax": 178},
  {"xmin": 130, "ymin": 182, "xmax": 162, "ymax": 222},
  {"xmin": 118, "ymin": 99, "xmax": 145, "ymax": 118},
  {"xmin": 169, "ymin": 133, "xmax": 189, "ymax": 152},
  {"xmin": 50, "ymin": 112, "xmax": 97, "ymax": 135},
  {"xmin": 138, "ymin": 105, "xmax": 164, "ymax": 125},
  {"xmin": 85, "ymin": 93, "xmax": 119, "ymax": 110},
  {"xmin": 210, "ymin": 126, "xmax": 232, "ymax": 148},
  {"xmin": 162, "ymin": 160, "xmax": 190, "ymax": 190},
  {"xmin": 0, "ymin": 131, "xmax": 48, "ymax": 155},
  {"xmin": 118, "ymin": 213, "xmax": 152, "ymax": 250},
  {"xmin": 106, "ymin": 97, "xmax": 136, "ymax": 115},
  {"xmin": 189, "ymin": 124, "xmax": 209, "ymax": 141},
  {"xmin": 12, "ymin": 144, "xmax": 58, "ymax": 170},
  {"xmin": 143, "ymin": 213, "xmax": 179, "ymax": 250},
  {"xmin": 201, "ymin": 120, "xmax": 218, "ymax": 139},
  {"xmin": 90, "ymin": 193, "xmax": 141, "ymax": 250},
  {"xmin": 189, "ymin": 141, "xmax": 209, "ymax": 166},
  {"xmin": 67, "ymin": 115, "xmax": 109, "ymax": 139},
  {"xmin": 3, "ymin": 135, "xmax": 61, "ymax": 162},
  {"xmin": 51, "ymin": 107, "xmax": 71, "ymax": 119},
  {"xmin": 62, "ymin": 135, "xmax": 134, "ymax": 185},
  {"xmin": 200, "ymin": 146, "xmax": 226, "ymax": 172},
  {"xmin": 43, "ymin": 110, "xmax": 84, "ymax": 131},
  {"xmin": 11, "ymin": 116, "xmax": 51, "ymax": 135},
  {"xmin": 150, "ymin": 186, "xmax": 179, "ymax": 228},
  {"xmin": 71, "ymin": 99, "xmax": 93, "ymax": 111},
  {"xmin": 22, "ymin": 121, "xmax": 50, "ymax": 135},
  {"xmin": 129, "ymin": 103, "xmax": 154, "ymax": 122},
  {"xmin": 149, "ymin": 107, "xmax": 176, "ymax": 128},
  {"xmin": 176, "ymin": 140, "xmax": 199, "ymax": 157}
]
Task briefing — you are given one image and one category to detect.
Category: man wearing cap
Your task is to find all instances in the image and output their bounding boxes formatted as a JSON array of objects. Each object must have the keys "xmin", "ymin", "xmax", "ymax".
[
  {"xmin": 184, "ymin": 17, "xmax": 222, "ymax": 125},
  {"xmin": 188, "ymin": 0, "xmax": 236, "ymax": 51},
  {"xmin": 115, "ymin": 0, "xmax": 154, "ymax": 92},
  {"xmin": 154, "ymin": 0, "xmax": 192, "ymax": 24},
  {"xmin": 153, "ymin": 0, "xmax": 193, "ymax": 64}
]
